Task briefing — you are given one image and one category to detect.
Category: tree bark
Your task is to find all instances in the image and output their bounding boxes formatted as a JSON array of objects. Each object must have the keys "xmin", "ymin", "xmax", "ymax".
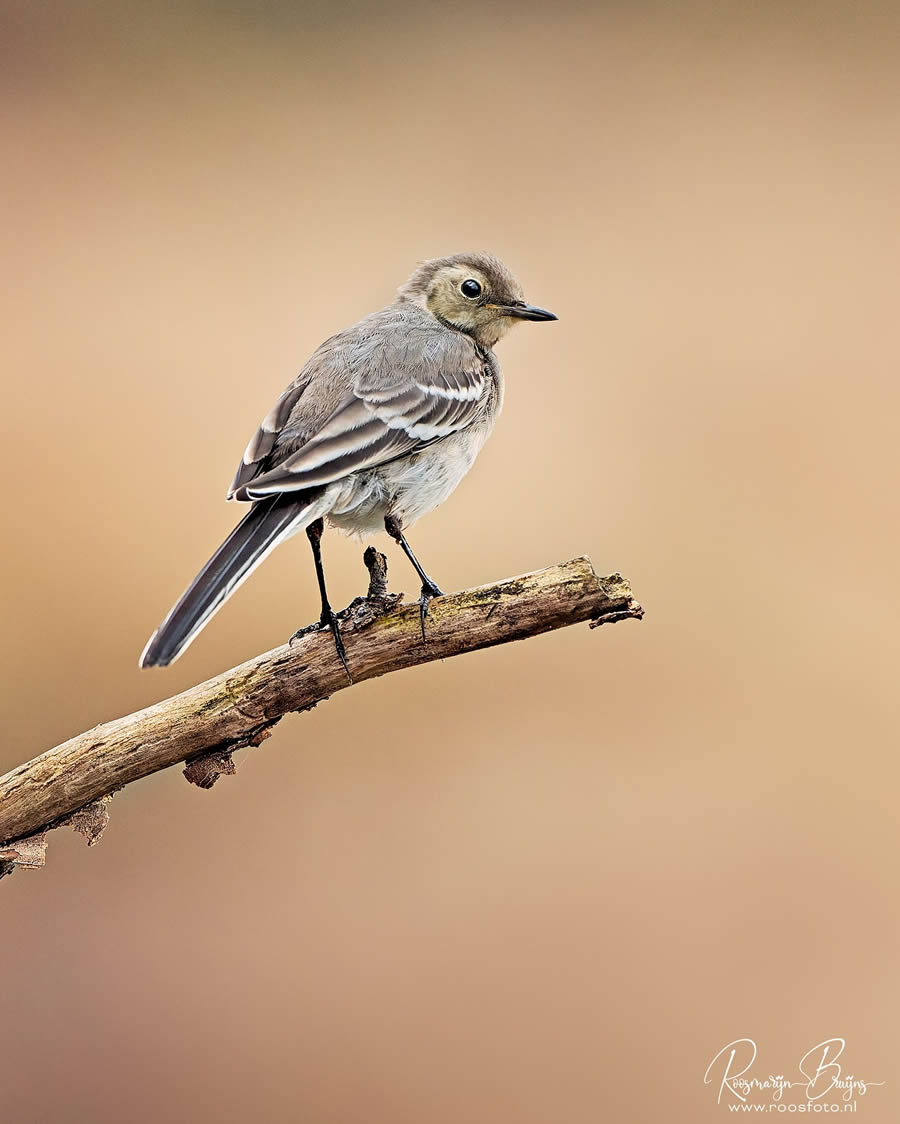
[{"xmin": 0, "ymin": 555, "xmax": 641, "ymax": 873}]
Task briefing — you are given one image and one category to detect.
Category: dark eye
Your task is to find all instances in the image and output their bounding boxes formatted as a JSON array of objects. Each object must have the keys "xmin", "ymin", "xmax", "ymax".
[{"xmin": 460, "ymin": 279, "xmax": 482, "ymax": 299}]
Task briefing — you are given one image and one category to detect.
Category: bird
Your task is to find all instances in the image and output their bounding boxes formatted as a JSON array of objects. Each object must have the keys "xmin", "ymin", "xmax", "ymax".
[{"xmin": 140, "ymin": 252, "xmax": 557, "ymax": 672}]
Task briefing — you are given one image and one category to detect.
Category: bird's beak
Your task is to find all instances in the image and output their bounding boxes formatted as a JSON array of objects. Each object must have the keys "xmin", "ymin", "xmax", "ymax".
[{"xmin": 497, "ymin": 301, "xmax": 558, "ymax": 322}]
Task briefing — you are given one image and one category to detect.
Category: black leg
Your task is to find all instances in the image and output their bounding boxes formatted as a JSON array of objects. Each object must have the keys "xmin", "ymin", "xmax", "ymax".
[
  {"xmin": 305, "ymin": 518, "xmax": 351, "ymax": 682},
  {"xmin": 384, "ymin": 514, "xmax": 444, "ymax": 641}
]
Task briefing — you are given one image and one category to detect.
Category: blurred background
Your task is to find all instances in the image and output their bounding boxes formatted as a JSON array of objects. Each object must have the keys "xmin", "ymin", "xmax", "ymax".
[{"xmin": 2, "ymin": 1, "xmax": 898, "ymax": 1120}]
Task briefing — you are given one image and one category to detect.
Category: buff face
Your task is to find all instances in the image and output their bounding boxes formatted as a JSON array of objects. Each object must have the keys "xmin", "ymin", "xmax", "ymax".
[{"xmin": 398, "ymin": 253, "xmax": 557, "ymax": 350}]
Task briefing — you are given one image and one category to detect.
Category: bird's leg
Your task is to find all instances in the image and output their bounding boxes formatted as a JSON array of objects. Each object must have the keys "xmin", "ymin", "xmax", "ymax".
[
  {"xmin": 384, "ymin": 514, "xmax": 444, "ymax": 641},
  {"xmin": 299, "ymin": 517, "xmax": 351, "ymax": 682}
]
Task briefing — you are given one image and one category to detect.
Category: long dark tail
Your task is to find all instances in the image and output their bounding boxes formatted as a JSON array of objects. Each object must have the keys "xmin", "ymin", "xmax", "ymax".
[{"xmin": 140, "ymin": 496, "xmax": 315, "ymax": 668}]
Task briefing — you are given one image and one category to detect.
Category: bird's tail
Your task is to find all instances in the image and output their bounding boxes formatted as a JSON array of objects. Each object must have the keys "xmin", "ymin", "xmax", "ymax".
[{"xmin": 140, "ymin": 495, "xmax": 320, "ymax": 668}]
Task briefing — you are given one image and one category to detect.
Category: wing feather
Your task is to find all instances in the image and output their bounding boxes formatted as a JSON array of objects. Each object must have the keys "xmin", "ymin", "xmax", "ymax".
[
  {"xmin": 229, "ymin": 378, "xmax": 309, "ymax": 498},
  {"xmin": 228, "ymin": 309, "xmax": 489, "ymax": 502}
]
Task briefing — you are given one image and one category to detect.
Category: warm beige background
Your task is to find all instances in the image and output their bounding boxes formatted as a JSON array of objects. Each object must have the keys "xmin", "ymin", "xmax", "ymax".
[{"xmin": 2, "ymin": 2, "xmax": 898, "ymax": 1121}]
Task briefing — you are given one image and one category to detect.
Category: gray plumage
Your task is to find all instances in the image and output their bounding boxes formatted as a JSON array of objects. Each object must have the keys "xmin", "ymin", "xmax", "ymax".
[{"xmin": 140, "ymin": 252, "xmax": 556, "ymax": 668}]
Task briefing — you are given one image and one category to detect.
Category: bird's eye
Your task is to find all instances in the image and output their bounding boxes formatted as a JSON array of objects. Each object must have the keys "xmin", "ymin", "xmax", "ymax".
[{"xmin": 460, "ymin": 279, "xmax": 482, "ymax": 299}]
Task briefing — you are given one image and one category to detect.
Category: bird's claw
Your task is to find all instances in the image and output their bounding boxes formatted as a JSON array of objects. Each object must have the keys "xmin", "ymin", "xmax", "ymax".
[
  {"xmin": 289, "ymin": 612, "xmax": 352, "ymax": 683},
  {"xmin": 289, "ymin": 622, "xmax": 317, "ymax": 645},
  {"xmin": 322, "ymin": 608, "xmax": 352, "ymax": 683},
  {"xmin": 418, "ymin": 581, "xmax": 444, "ymax": 643}
]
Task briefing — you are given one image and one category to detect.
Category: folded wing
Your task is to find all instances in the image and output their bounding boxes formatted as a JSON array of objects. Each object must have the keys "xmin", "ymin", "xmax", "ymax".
[{"xmin": 228, "ymin": 333, "xmax": 488, "ymax": 502}]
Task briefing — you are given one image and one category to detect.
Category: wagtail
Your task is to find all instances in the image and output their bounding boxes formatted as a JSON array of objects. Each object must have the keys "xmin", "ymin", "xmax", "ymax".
[{"xmin": 140, "ymin": 253, "xmax": 557, "ymax": 671}]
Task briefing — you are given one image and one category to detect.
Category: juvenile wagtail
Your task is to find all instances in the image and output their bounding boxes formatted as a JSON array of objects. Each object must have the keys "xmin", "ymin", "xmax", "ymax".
[{"xmin": 140, "ymin": 253, "xmax": 557, "ymax": 671}]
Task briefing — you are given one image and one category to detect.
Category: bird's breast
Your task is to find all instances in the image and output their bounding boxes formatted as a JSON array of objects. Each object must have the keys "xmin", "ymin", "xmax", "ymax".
[
  {"xmin": 326, "ymin": 417, "xmax": 496, "ymax": 537},
  {"xmin": 327, "ymin": 358, "xmax": 502, "ymax": 536}
]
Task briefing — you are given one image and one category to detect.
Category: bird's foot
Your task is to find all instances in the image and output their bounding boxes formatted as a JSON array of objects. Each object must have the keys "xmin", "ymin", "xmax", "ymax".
[
  {"xmin": 417, "ymin": 579, "xmax": 444, "ymax": 642},
  {"xmin": 289, "ymin": 609, "xmax": 352, "ymax": 684},
  {"xmin": 320, "ymin": 606, "xmax": 352, "ymax": 683},
  {"xmin": 289, "ymin": 622, "xmax": 318, "ymax": 644}
]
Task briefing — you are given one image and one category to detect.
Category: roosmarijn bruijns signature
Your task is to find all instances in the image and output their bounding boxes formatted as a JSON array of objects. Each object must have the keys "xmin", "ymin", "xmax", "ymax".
[{"xmin": 704, "ymin": 1038, "xmax": 885, "ymax": 1108}]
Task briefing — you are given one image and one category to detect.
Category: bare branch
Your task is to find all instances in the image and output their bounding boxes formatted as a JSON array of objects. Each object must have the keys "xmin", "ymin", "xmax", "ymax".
[{"xmin": 0, "ymin": 555, "xmax": 642, "ymax": 872}]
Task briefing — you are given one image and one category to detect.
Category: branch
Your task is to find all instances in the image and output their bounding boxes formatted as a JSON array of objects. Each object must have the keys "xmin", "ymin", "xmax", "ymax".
[{"xmin": 0, "ymin": 553, "xmax": 642, "ymax": 876}]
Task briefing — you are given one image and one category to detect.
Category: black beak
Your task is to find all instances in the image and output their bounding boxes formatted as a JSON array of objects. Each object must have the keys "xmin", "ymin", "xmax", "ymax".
[{"xmin": 502, "ymin": 301, "xmax": 558, "ymax": 322}]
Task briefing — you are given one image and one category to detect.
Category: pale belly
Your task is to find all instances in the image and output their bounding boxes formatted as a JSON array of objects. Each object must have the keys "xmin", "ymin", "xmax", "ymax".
[{"xmin": 325, "ymin": 425, "xmax": 492, "ymax": 538}]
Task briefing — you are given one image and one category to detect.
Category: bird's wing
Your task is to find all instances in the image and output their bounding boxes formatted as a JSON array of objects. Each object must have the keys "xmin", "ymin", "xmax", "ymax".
[
  {"xmin": 228, "ymin": 377, "xmax": 311, "ymax": 500},
  {"xmin": 228, "ymin": 321, "xmax": 488, "ymax": 502}
]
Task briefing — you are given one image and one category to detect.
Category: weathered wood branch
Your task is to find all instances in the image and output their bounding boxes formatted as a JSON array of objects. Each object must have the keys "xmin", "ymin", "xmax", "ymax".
[{"xmin": 0, "ymin": 554, "xmax": 642, "ymax": 876}]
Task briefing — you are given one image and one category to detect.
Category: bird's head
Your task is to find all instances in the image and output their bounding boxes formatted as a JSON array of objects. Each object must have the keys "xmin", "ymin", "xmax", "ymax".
[{"xmin": 398, "ymin": 252, "xmax": 557, "ymax": 349}]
